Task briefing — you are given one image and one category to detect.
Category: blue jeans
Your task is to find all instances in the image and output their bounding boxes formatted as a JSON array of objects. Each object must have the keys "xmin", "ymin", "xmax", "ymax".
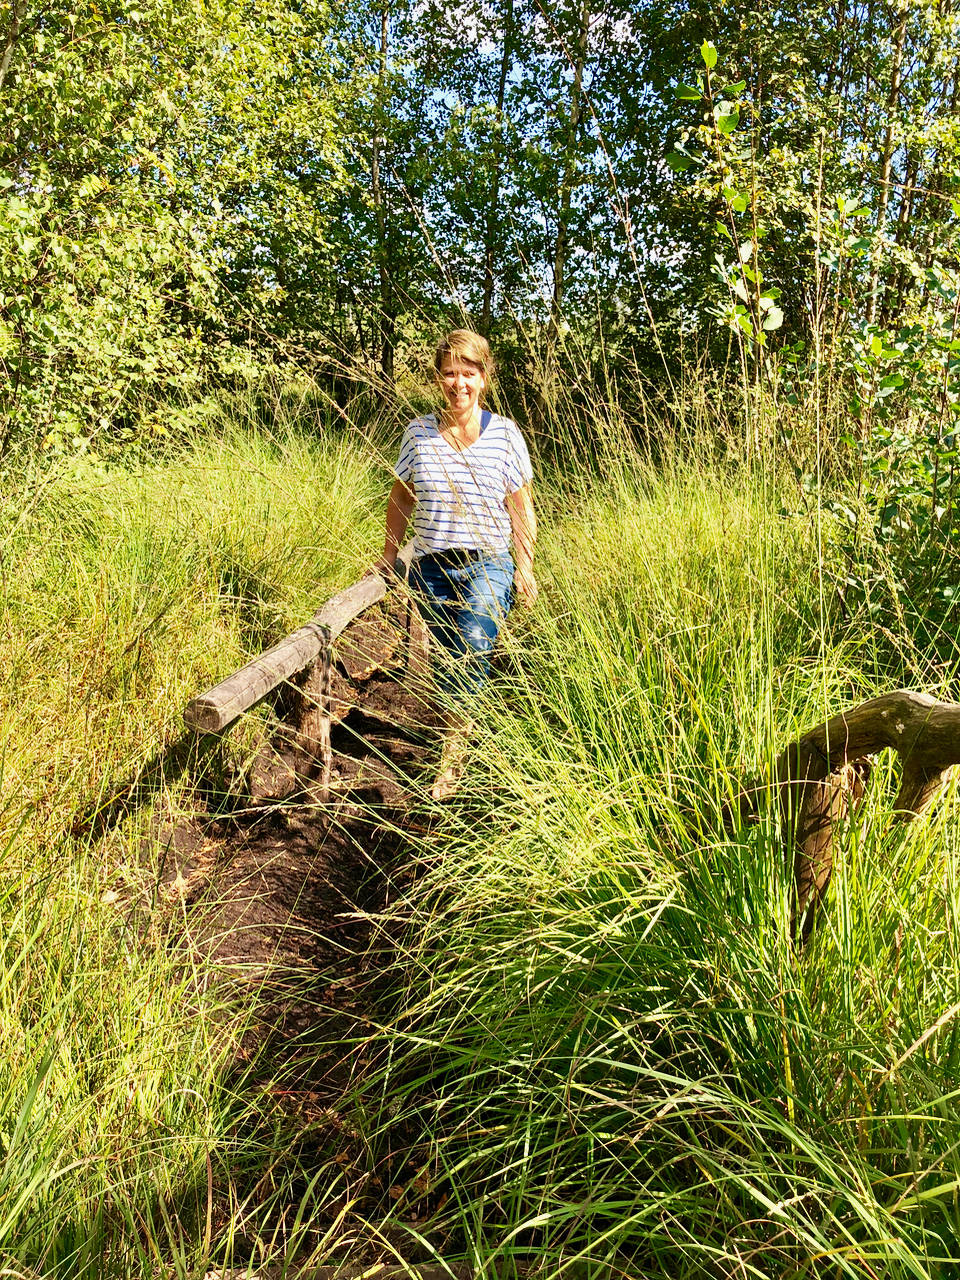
[{"xmin": 408, "ymin": 551, "xmax": 515, "ymax": 706}]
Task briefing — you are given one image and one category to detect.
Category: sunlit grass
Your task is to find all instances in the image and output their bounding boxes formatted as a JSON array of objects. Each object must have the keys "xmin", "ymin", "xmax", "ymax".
[
  {"xmin": 0, "ymin": 414, "xmax": 383, "ymax": 1275},
  {"xmin": 2, "ymin": 390, "xmax": 960, "ymax": 1276},
  {"xmin": 1, "ymin": 419, "xmax": 382, "ymax": 841},
  {"xmin": 337, "ymin": 428, "xmax": 960, "ymax": 1278}
]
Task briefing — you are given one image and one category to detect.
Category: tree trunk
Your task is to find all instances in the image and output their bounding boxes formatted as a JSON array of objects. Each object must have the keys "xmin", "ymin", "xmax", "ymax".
[
  {"xmin": 183, "ymin": 543, "xmax": 416, "ymax": 733},
  {"xmin": 543, "ymin": 0, "xmax": 591, "ymax": 383},
  {"xmin": 866, "ymin": 5, "xmax": 907, "ymax": 327},
  {"xmin": 0, "ymin": 0, "xmax": 27, "ymax": 94},
  {"xmin": 481, "ymin": 0, "xmax": 514, "ymax": 334},
  {"xmin": 371, "ymin": 3, "xmax": 395, "ymax": 384}
]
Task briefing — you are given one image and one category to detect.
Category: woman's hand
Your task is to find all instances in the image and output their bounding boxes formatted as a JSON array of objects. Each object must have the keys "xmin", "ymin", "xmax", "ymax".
[
  {"xmin": 364, "ymin": 556, "xmax": 397, "ymax": 580},
  {"xmin": 514, "ymin": 564, "xmax": 538, "ymax": 608}
]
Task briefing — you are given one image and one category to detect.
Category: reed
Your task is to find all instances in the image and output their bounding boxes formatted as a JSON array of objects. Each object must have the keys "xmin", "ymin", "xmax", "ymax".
[
  {"xmin": 2, "ymin": 381, "xmax": 958, "ymax": 1276},
  {"xmin": 0, "ymin": 414, "xmax": 382, "ymax": 1276},
  {"xmin": 337, "ymin": 414, "xmax": 960, "ymax": 1278}
]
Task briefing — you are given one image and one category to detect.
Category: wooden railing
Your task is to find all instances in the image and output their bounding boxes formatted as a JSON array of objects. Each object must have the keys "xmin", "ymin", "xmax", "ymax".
[{"xmin": 183, "ymin": 543, "xmax": 414, "ymax": 734}]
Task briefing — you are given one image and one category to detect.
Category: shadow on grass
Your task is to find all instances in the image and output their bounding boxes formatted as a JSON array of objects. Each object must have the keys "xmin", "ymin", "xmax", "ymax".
[{"xmin": 75, "ymin": 730, "xmax": 236, "ymax": 845}]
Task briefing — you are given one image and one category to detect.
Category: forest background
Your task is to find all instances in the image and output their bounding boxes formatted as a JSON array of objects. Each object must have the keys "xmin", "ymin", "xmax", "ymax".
[
  {"xmin": 8, "ymin": 0, "xmax": 960, "ymax": 456},
  {"xmin": 8, "ymin": 0, "xmax": 960, "ymax": 1276}
]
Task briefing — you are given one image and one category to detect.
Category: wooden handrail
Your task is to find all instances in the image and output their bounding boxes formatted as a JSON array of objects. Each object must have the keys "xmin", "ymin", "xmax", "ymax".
[
  {"xmin": 731, "ymin": 689, "xmax": 960, "ymax": 937},
  {"xmin": 183, "ymin": 543, "xmax": 415, "ymax": 734}
]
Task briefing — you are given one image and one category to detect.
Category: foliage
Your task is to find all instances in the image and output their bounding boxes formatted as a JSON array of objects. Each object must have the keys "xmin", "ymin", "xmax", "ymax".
[
  {"xmin": 336, "ymin": 434, "xmax": 960, "ymax": 1278},
  {"xmin": 0, "ymin": 0, "xmax": 351, "ymax": 455},
  {"xmin": 659, "ymin": 33, "xmax": 960, "ymax": 660},
  {"xmin": 6, "ymin": 0, "xmax": 960, "ymax": 432}
]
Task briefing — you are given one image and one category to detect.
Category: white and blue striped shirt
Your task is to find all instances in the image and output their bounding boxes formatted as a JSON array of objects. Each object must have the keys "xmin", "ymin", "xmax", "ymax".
[{"xmin": 395, "ymin": 412, "xmax": 533, "ymax": 556}]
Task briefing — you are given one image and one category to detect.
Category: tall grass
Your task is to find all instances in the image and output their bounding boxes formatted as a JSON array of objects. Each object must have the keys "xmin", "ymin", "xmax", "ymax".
[
  {"xmin": 0, "ymin": 414, "xmax": 383, "ymax": 1276},
  {"xmin": 3, "ymin": 385, "xmax": 960, "ymax": 1277},
  {"xmin": 337, "ymin": 431, "xmax": 960, "ymax": 1278}
]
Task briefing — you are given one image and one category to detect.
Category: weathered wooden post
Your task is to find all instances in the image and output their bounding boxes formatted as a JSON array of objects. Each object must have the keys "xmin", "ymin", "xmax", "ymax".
[
  {"xmin": 183, "ymin": 544, "xmax": 415, "ymax": 735},
  {"xmin": 733, "ymin": 690, "xmax": 960, "ymax": 938}
]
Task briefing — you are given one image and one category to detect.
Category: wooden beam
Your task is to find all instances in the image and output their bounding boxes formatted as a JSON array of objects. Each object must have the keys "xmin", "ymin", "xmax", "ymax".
[
  {"xmin": 183, "ymin": 545, "xmax": 414, "ymax": 734},
  {"xmin": 790, "ymin": 689, "xmax": 960, "ymax": 814},
  {"xmin": 730, "ymin": 689, "xmax": 960, "ymax": 938}
]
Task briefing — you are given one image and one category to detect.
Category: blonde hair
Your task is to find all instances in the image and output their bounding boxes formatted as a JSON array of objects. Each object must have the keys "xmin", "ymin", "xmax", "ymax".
[{"xmin": 433, "ymin": 329, "xmax": 495, "ymax": 381}]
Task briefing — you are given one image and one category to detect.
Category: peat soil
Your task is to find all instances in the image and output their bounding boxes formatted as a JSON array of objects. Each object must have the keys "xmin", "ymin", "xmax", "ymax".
[
  {"xmin": 153, "ymin": 596, "xmax": 452, "ymax": 1262},
  {"xmin": 170, "ymin": 596, "xmax": 442, "ymax": 1069}
]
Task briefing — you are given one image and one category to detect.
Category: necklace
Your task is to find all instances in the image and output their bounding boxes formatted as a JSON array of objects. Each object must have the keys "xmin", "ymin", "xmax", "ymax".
[{"xmin": 440, "ymin": 409, "xmax": 480, "ymax": 451}]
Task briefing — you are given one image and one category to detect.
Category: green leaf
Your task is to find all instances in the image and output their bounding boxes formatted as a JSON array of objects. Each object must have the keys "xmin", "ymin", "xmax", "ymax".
[
  {"xmin": 840, "ymin": 194, "xmax": 868, "ymax": 216},
  {"xmin": 666, "ymin": 151, "xmax": 694, "ymax": 172},
  {"xmin": 701, "ymin": 41, "xmax": 718, "ymax": 69},
  {"xmin": 730, "ymin": 193, "xmax": 749, "ymax": 213},
  {"xmin": 715, "ymin": 221, "xmax": 732, "ymax": 240},
  {"xmin": 762, "ymin": 307, "xmax": 784, "ymax": 331},
  {"xmin": 716, "ymin": 110, "xmax": 740, "ymax": 134},
  {"xmin": 724, "ymin": 80, "xmax": 747, "ymax": 94},
  {"xmin": 674, "ymin": 83, "xmax": 702, "ymax": 100}
]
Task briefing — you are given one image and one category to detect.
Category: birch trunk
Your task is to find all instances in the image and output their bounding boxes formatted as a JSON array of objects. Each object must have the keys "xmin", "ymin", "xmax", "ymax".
[{"xmin": 543, "ymin": 0, "xmax": 590, "ymax": 383}]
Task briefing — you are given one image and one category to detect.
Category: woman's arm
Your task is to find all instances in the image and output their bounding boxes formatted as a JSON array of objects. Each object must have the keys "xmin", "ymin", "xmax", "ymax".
[
  {"xmin": 506, "ymin": 482, "xmax": 538, "ymax": 607},
  {"xmin": 370, "ymin": 477, "xmax": 415, "ymax": 576}
]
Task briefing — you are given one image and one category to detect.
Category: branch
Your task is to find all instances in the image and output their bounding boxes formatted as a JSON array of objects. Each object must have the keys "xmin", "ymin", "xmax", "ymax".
[{"xmin": 732, "ymin": 690, "xmax": 960, "ymax": 939}]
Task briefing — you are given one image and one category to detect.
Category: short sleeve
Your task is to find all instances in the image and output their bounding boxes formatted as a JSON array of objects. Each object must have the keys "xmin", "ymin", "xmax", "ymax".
[{"xmin": 504, "ymin": 420, "xmax": 533, "ymax": 493}]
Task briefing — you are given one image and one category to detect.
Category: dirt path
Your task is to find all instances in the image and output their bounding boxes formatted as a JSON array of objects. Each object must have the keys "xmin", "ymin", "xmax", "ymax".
[
  {"xmin": 131, "ymin": 596, "xmax": 472, "ymax": 1270},
  {"xmin": 163, "ymin": 597, "xmax": 443, "ymax": 1082}
]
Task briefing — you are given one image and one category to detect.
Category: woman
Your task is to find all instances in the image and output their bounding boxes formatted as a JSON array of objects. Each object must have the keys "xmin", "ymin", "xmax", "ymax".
[{"xmin": 370, "ymin": 329, "xmax": 537, "ymax": 798}]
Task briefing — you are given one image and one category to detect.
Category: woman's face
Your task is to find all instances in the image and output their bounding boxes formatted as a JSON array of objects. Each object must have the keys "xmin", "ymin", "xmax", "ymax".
[{"xmin": 437, "ymin": 354, "xmax": 485, "ymax": 417}]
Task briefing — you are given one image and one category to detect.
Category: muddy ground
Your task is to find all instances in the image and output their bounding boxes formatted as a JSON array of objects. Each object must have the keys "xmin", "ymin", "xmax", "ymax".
[
  {"xmin": 161, "ymin": 597, "xmax": 443, "ymax": 1060},
  {"xmin": 144, "ymin": 597, "xmax": 457, "ymax": 1266}
]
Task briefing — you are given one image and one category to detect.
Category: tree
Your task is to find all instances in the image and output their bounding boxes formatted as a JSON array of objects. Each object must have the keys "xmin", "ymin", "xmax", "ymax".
[{"xmin": 0, "ymin": 0, "xmax": 350, "ymax": 452}]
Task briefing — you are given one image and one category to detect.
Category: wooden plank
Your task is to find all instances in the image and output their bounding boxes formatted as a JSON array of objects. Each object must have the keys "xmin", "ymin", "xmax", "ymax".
[{"xmin": 184, "ymin": 545, "xmax": 414, "ymax": 734}]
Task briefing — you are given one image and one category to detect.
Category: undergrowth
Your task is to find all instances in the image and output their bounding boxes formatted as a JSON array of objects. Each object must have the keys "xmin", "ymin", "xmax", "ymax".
[
  {"xmin": 2, "ymin": 389, "xmax": 960, "ymax": 1277},
  {"xmin": 331, "ymin": 432, "xmax": 960, "ymax": 1278},
  {"xmin": 0, "ymin": 414, "xmax": 382, "ymax": 1276}
]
